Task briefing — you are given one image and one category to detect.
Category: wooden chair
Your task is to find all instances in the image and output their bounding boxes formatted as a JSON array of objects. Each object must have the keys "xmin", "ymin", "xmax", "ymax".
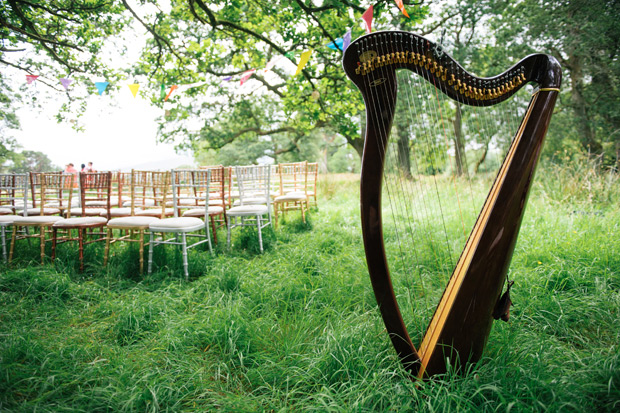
[
  {"xmin": 195, "ymin": 165, "xmax": 227, "ymax": 240},
  {"xmin": 21, "ymin": 172, "xmax": 69, "ymax": 216},
  {"xmin": 306, "ymin": 161, "xmax": 318, "ymax": 208},
  {"xmin": 0, "ymin": 174, "xmax": 28, "ymax": 262},
  {"xmin": 147, "ymin": 169, "xmax": 220, "ymax": 280},
  {"xmin": 272, "ymin": 161, "xmax": 308, "ymax": 227},
  {"xmin": 103, "ymin": 170, "xmax": 171, "ymax": 273},
  {"xmin": 226, "ymin": 165, "xmax": 272, "ymax": 252},
  {"xmin": 9, "ymin": 173, "xmax": 75, "ymax": 264},
  {"xmin": 51, "ymin": 172, "xmax": 112, "ymax": 271}
]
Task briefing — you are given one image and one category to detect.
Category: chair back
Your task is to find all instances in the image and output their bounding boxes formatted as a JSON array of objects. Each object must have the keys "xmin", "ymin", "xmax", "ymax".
[
  {"xmin": 277, "ymin": 161, "xmax": 308, "ymax": 196},
  {"xmin": 234, "ymin": 165, "xmax": 271, "ymax": 208},
  {"xmin": 171, "ymin": 169, "xmax": 211, "ymax": 219},
  {"xmin": 128, "ymin": 170, "xmax": 171, "ymax": 217},
  {"xmin": 79, "ymin": 171, "xmax": 113, "ymax": 219},
  {"xmin": 0, "ymin": 173, "xmax": 28, "ymax": 214},
  {"xmin": 38, "ymin": 173, "xmax": 74, "ymax": 217}
]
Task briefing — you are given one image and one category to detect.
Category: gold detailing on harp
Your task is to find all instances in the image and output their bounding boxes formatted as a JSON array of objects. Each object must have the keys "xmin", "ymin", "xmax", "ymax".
[
  {"xmin": 353, "ymin": 51, "xmax": 526, "ymax": 101},
  {"xmin": 539, "ymin": 88, "xmax": 560, "ymax": 92}
]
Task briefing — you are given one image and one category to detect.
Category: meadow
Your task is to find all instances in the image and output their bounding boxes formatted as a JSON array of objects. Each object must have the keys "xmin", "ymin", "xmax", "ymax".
[{"xmin": 1, "ymin": 161, "xmax": 619, "ymax": 412}]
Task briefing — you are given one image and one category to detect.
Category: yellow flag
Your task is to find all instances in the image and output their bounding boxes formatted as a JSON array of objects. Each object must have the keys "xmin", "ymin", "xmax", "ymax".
[
  {"xmin": 128, "ymin": 83, "xmax": 140, "ymax": 98},
  {"xmin": 295, "ymin": 51, "xmax": 312, "ymax": 76}
]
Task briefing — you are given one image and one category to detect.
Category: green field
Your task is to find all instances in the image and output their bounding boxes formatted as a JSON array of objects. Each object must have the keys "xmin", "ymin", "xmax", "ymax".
[{"xmin": 1, "ymin": 164, "xmax": 619, "ymax": 412}]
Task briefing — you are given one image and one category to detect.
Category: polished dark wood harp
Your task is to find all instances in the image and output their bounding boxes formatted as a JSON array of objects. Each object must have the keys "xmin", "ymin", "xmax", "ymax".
[{"xmin": 342, "ymin": 31, "xmax": 561, "ymax": 378}]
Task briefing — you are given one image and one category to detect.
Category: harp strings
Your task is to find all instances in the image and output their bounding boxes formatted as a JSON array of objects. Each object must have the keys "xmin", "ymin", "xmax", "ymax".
[{"xmin": 357, "ymin": 33, "xmax": 524, "ymax": 348}]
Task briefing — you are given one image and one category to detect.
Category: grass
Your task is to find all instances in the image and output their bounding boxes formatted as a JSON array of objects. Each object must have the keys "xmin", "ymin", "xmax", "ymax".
[{"xmin": 1, "ymin": 163, "xmax": 619, "ymax": 411}]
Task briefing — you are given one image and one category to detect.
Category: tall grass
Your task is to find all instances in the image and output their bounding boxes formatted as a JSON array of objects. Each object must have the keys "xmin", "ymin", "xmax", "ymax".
[{"xmin": 0, "ymin": 161, "xmax": 618, "ymax": 411}]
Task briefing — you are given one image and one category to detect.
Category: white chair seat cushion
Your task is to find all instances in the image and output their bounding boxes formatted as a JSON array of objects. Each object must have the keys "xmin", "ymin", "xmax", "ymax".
[
  {"xmin": 227, "ymin": 205, "xmax": 269, "ymax": 217},
  {"xmin": 123, "ymin": 199, "xmax": 155, "ymax": 207},
  {"xmin": 106, "ymin": 216, "xmax": 160, "ymax": 229},
  {"xmin": 274, "ymin": 193, "xmax": 307, "ymax": 202},
  {"xmin": 13, "ymin": 215, "xmax": 65, "ymax": 225},
  {"xmin": 0, "ymin": 207, "xmax": 13, "ymax": 215},
  {"xmin": 135, "ymin": 208, "xmax": 174, "ymax": 217},
  {"xmin": 0, "ymin": 215, "xmax": 18, "ymax": 224},
  {"xmin": 149, "ymin": 217, "xmax": 205, "ymax": 232},
  {"xmin": 107, "ymin": 207, "xmax": 136, "ymax": 217},
  {"xmin": 53, "ymin": 217, "xmax": 108, "ymax": 227},
  {"xmin": 182, "ymin": 206, "xmax": 224, "ymax": 217},
  {"xmin": 67, "ymin": 207, "xmax": 108, "ymax": 216},
  {"xmin": 85, "ymin": 199, "xmax": 117, "ymax": 207},
  {"xmin": 22, "ymin": 207, "xmax": 61, "ymax": 216}
]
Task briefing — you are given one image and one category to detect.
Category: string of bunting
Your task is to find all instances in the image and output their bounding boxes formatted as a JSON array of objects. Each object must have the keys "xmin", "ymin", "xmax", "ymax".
[{"xmin": 21, "ymin": 3, "xmax": 409, "ymax": 98}]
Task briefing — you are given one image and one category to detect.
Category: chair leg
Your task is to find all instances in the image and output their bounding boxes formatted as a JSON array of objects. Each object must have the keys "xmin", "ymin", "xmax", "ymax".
[
  {"xmin": 103, "ymin": 228, "xmax": 112, "ymax": 267},
  {"xmin": 78, "ymin": 228, "xmax": 85, "ymax": 272},
  {"xmin": 1, "ymin": 226, "xmax": 7, "ymax": 262},
  {"xmin": 273, "ymin": 203, "xmax": 279, "ymax": 229},
  {"xmin": 51, "ymin": 228, "xmax": 58, "ymax": 261},
  {"xmin": 39, "ymin": 226, "xmax": 45, "ymax": 264},
  {"xmin": 210, "ymin": 215, "xmax": 218, "ymax": 244},
  {"xmin": 205, "ymin": 221, "xmax": 213, "ymax": 255},
  {"xmin": 147, "ymin": 231, "xmax": 154, "ymax": 275},
  {"xmin": 226, "ymin": 216, "xmax": 232, "ymax": 248},
  {"xmin": 139, "ymin": 230, "xmax": 145, "ymax": 274},
  {"xmin": 9, "ymin": 226, "xmax": 17, "ymax": 263},
  {"xmin": 256, "ymin": 214, "xmax": 263, "ymax": 253},
  {"xmin": 181, "ymin": 232, "xmax": 189, "ymax": 281},
  {"xmin": 301, "ymin": 203, "xmax": 306, "ymax": 223}
]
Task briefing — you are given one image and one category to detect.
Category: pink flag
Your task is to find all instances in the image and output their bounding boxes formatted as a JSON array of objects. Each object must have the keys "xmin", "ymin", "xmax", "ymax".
[
  {"xmin": 362, "ymin": 5, "xmax": 373, "ymax": 34},
  {"xmin": 60, "ymin": 78, "xmax": 72, "ymax": 90},
  {"xmin": 240, "ymin": 69, "xmax": 256, "ymax": 85},
  {"xmin": 264, "ymin": 56, "xmax": 283, "ymax": 73},
  {"xmin": 26, "ymin": 75, "xmax": 39, "ymax": 84},
  {"xmin": 164, "ymin": 85, "xmax": 178, "ymax": 102},
  {"xmin": 395, "ymin": 0, "xmax": 410, "ymax": 18}
]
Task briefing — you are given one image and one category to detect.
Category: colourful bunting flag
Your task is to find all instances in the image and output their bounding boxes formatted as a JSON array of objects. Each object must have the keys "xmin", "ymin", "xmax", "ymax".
[
  {"xmin": 327, "ymin": 38, "xmax": 344, "ymax": 50},
  {"xmin": 395, "ymin": 0, "xmax": 410, "ymax": 18},
  {"xmin": 222, "ymin": 76, "xmax": 233, "ymax": 81},
  {"xmin": 94, "ymin": 81, "xmax": 109, "ymax": 95},
  {"xmin": 295, "ymin": 51, "xmax": 312, "ymax": 76},
  {"xmin": 164, "ymin": 85, "xmax": 178, "ymax": 102},
  {"xmin": 264, "ymin": 56, "xmax": 283, "ymax": 73},
  {"xmin": 26, "ymin": 75, "xmax": 39, "ymax": 84},
  {"xmin": 343, "ymin": 30, "xmax": 352, "ymax": 51},
  {"xmin": 240, "ymin": 69, "xmax": 256, "ymax": 85},
  {"xmin": 160, "ymin": 83, "xmax": 166, "ymax": 99},
  {"xmin": 362, "ymin": 5, "xmax": 373, "ymax": 34},
  {"xmin": 60, "ymin": 78, "xmax": 72, "ymax": 90},
  {"xmin": 128, "ymin": 83, "xmax": 140, "ymax": 98}
]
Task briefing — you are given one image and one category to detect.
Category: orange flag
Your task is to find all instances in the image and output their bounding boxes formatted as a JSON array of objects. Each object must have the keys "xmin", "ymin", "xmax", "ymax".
[
  {"xmin": 362, "ymin": 5, "xmax": 373, "ymax": 34},
  {"xmin": 395, "ymin": 0, "xmax": 410, "ymax": 18},
  {"xmin": 164, "ymin": 85, "xmax": 178, "ymax": 101}
]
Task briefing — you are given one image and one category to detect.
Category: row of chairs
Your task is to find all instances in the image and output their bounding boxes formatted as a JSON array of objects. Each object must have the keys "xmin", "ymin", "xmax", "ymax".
[{"xmin": 0, "ymin": 162, "xmax": 317, "ymax": 279}]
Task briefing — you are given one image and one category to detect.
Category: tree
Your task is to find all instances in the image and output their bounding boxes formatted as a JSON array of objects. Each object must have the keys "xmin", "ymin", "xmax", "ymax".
[
  {"xmin": 139, "ymin": 0, "xmax": 429, "ymax": 163},
  {"xmin": 8, "ymin": 150, "xmax": 58, "ymax": 173}
]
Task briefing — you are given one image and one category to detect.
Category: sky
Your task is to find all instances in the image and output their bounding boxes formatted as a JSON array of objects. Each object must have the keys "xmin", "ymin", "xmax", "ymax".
[{"xmin": 13, "ymin": 89, "xmax": 194, "ymax": 172}]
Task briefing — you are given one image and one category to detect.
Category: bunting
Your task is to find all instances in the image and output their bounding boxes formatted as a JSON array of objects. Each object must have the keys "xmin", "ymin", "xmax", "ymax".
[
  {"xmin": 295, "ymin": 51, "xmax": 312, "ymax": 76},
  {"xmin": 26, "ymin": 75, "xmax": 39, "ymax": 84},
  {"xmin": 160, "ymin": 83, "xmax": 166, "ymax": 99},
  {"xmin": 128, "ymin": 83, "xmax": 140, "ymax": 98},
  {"xmin": 327, "ymin": 38, "xmax": 344, "ymax": 50},
  {"xmin": 60, "ymin": 78, "xmax": 72, "ymax": 90},
  {"xmin": 395, "ymin": 0, "xmax": 410, "ymax": 18},
  {"xmin": 362, "ymin": 5, "xmax": 373, "ymax": 34},
  {"xmin": 343, "ymin": 30, "xmax": 352, "ymax": 51},
  {"xmin": 164, "ymin": 85, "xmax": 178, "ymax": 102},
  {"xmin": 94, "ymin": 81, "xmax": 109, "ymax": 95},
  {"xmin": 240, "ymin": 69, "xmax": 256, "ymax": 85}
]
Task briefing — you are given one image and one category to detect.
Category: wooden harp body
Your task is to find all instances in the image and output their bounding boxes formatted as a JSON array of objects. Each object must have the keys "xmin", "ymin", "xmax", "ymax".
[{"xmin": 342, "ymin": 31, "xmax": 561, "ymax": 378}]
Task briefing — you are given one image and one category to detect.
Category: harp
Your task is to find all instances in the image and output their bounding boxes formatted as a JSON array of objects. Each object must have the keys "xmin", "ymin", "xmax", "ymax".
[{"xmin": 342, "ymin": 31, "xmax": 561, "ymax": 378}]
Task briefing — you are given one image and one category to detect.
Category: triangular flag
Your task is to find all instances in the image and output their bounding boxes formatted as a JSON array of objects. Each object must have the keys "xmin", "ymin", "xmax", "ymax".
[
  {"xmin": 94, "ymin": 81, "xmax": 109, "ymax": 95},
  {"xmin": 362, "ymin": 5, "xmax": 373, "ymax": 34},
  {"xmin": 26, "ymin": 75, "xmax": 39, "ymax": 84},
  {"xmin": 128, "ymin": 83, "xmax": 140, "ymax": 98},
  {"xmin": 395, "ymin": 0, "xmax": 410, "ymax": 18},
  {"xmin": 222, "ymin": 76, "xmax": 233, "ymax": 82},
  {"xmin": 343, "ymin": 30, "xmax": 352, "ymax": 51},
  {"xmin": 295, "ymin": 51, "xmax": 312, "ymax": 76},
  {"xmin": 264, "ymin": 56, "xmax": 283, "ymax": 73},
  {"xmin": 164, "ymin": 85, "xmax": 178, "ymax": 102},
  {"xmin": 327, "ymin": 38, "xmax": 344, "ymax": 50},
  {"xmin": 59, "ymin": 78, "xmax": 72, "ymax": 90},
  {"xmin": 285, "ymin": 51, "xmax": 296, "ymax": 60},
  {"xmin": 240, "ymin": 69, "xmax": 256, "ymax": 85},
  {"xmin": 160, "ymin": 83, "xmax": 166, "ymax": 99}
]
